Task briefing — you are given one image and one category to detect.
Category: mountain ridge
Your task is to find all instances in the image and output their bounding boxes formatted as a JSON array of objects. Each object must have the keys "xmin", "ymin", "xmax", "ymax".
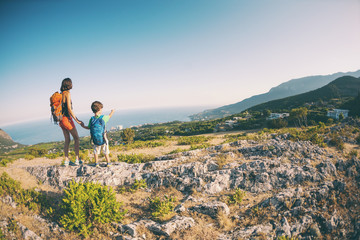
[
  {"xmin": 190, "ymin": 70, "xmax": 360, "ymax": 120},
  {"xmin": 248, "ymin": 76, "xmax": 360, "ymax": 112}
]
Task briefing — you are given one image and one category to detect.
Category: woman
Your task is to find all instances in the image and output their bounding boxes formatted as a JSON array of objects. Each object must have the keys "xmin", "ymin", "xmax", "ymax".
[{"xmin": 59, "ymin": 78, "xmax": 83, "ymax": 166}]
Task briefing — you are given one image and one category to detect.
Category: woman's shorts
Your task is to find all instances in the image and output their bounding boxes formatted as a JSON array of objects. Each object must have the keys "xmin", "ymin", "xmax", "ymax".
[{"xmin": 60, "ymin": 116, "xmax": 75, "ymax": 131}]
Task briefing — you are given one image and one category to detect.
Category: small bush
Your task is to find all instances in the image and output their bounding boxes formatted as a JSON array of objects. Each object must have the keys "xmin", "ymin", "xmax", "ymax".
[
  {"xmin": 356, "ymin": 135, "xmax": 360, "ymax": 144},
  {"xmin": 0, "ymin": 172, "xmax": 51, "ymax": 213},
  {"xmin": 118, "ymin": 179, "xmax": 147, "ymax": 193},
  {"xmin": 177, "ymin": 136, "xmax": 212, "ymax": 145},
  {"xmin": 0, "ymin": 227, "xmax": 5, "ymax": 240},
  {"xmin": 189, "ymin": 143, "xmax": 211, "ymax": 150},
  {"xmin": 27, "ymin": 147, "xmax": 47, "ymax": 157},
  {"xmin": 132, "ymin": 179, "xmax": 147, "ymax": 191},
  {"xmin": 167, "ymin": 148, "xmax": 186, "ymax": 154},
  {"xmin": 117, "ymin": 153, "xmax": 154, "ymax": 164},
  {"xmin": 0, "ymin": 159, "xmax": 11, "ymax": 167},
  {"xmin": 329, "ymin": 134, "xmax": 345, "ymax": 151},
  {"xmin": 127, "ymin": 140, "xmax": 165, "ymax": 149},
  {"xmin": 348, "ymin": 150, "xmax": 358, "ymax": 159},
  {"xmin": 121, "ymin": 128, "xmax": 135, "ymax": 144},
  {"xmin": 45, "ymin": 152, "xmax": 62, "ymax": 159},
  {"xmin": 60, "ymin": 181, "xmax": 127, "ymax": 237},
  {"xmin": 228, "ymin": 188, "xmax": 246, "ymax": 205},
  {"xmin": 7, "ymin": 218, "xmax": 19, "ymax": 234},
  {"xmin": 277, "ymin": 236, "xmax": 298, "ymax": 240},
  {"xmin": 24, "ymin": 154, "xmax": 35, "ymax": 160},
  {"xmin": 148, "ymin": 195, "xmax": 176, "ymax": 220}
]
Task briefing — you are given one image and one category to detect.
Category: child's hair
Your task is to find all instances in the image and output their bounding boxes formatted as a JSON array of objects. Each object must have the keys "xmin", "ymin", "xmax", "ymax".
[
  {"xmin": 60, "ymin": 78, "xmax": 73, "ymax": 92},
  {"xmin": 91, "ymin": 101, "xmax": 103, "ymax": 113}
]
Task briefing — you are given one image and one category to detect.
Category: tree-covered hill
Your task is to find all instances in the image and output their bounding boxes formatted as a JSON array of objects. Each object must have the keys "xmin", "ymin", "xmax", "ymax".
[
  {"xmin": 248, "ymin": 76, "xmax": 360, "ymax": 112},
  {"xmin": 190, "ymin": 70, "xmax": 360, "ymax": 120}
]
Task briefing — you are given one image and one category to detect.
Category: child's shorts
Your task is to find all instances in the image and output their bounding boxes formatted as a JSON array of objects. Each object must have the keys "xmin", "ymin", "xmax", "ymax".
[{"xmin": 93, "ymin": 136, "xmax": 110, "ymax": 155}]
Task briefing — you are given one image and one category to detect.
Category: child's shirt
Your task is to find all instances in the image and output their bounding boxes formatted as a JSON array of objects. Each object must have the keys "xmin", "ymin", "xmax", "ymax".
[{"xmin": 88, "ymin": 115, "xmax": 110, "ymax": 128}]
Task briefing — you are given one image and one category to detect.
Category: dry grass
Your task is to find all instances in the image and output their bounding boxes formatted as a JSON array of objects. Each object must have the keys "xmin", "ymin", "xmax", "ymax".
[
  {"xmin": 171, "ymin": 215, "xmax": 220, "ymax": 240},
  {"xmin": 136, "ymin": 224, "xmax": 159, "ymax": 239},
  {"xmin": 216, "ymin": 211, "xmax": 236, "ymax": 231}
]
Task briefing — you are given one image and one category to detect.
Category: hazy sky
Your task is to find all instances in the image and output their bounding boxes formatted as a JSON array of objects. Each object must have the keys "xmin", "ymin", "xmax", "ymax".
[{"xmin": 1, "ymin": 0, "xmax": 360, "ymax": 127}]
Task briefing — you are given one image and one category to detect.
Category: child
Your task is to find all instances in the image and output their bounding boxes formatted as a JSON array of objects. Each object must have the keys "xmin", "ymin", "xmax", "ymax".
[{"xmin": 81, "ymin": 101, "xmax": 115, "ymax": 167}]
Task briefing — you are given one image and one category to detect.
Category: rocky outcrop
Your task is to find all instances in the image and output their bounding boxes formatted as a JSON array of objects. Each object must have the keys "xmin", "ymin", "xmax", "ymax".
[{"xmin": 24, "ymin": 138, "xmax": 360, "ymax": 239}]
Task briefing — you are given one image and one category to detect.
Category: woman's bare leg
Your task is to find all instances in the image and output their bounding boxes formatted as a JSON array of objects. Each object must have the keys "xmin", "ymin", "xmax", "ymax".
[
  {"xmin": 62, "ymin": 128, "xmax": 71, "ymax": 161},
  {"xmin": 69, "ymin": 127, "xmax": 80, "ymax": 160}
]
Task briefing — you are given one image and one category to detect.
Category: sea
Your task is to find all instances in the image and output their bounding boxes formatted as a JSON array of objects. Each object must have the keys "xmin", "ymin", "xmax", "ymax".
[{"xmin": 2, "ymin": 106, "xmax": 209, "ymax": 145}]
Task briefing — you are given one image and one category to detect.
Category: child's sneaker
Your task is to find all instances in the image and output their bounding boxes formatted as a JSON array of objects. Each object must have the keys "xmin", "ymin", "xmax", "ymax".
[
  {"xmin": 106, "ymin": 162, "xmax": 112, "ymax": 167},
  {"xmin": 63, "ymin": 160, "xmax": 69, "ymax": 167},
  {"xmin": 94, "ymin": 162, "xmax": 100, "ymax": 167}
]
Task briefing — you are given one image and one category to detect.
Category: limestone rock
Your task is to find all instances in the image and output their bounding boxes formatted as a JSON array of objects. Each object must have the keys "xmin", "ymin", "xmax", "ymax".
[{"xmin": 190, "ymin": 201, "xmax": 230, "ymax": 218}]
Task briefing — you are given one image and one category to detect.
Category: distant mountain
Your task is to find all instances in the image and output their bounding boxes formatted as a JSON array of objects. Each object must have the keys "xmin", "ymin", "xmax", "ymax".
[
  {"xmin": 190, "ymin": 70, "xmax": 360, "ymax": 120},
  {"xmin": 248, "ymin": 76, "xmax": 360, "ymax": 112},
  {"xmin": 0, "ymin": 129, "xmax": 22, "ymax": 153}
]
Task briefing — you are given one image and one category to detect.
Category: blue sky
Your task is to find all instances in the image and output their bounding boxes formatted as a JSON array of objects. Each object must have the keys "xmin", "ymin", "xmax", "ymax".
[{"xmin": 1, "ymin": 0, "xmax": 360, "ymax": 127}]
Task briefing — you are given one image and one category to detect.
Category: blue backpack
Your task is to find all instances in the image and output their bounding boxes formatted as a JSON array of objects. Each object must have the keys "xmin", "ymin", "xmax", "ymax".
[{"xmin": 90, "ymin": 116, "xmax": 106, "ymax": 145}]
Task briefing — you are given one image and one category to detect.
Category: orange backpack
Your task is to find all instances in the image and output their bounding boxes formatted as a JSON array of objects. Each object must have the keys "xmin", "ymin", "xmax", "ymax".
[{"xmin": 50, "ymin": 92, "xmax": 63, "ymax": 124}]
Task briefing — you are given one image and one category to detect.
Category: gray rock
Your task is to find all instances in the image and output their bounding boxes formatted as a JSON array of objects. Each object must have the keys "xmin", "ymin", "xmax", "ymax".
[
  {"xmin": 307, "ymin": 223, "xmax": 322, "ymax": 238},
  {"xmin": 148, "ymin": 215, "xmax": 195, "ymax": 236},
  {"xmin": 119, "ymin": 219, "xmax": 156, "ymax": 237},
  {"xmin": 290, "ymin": 215, "xmax": 313, "ymax": 236},
  {"xmin": 18, "ymin": 223, "xmax": 42, "ymax": 240},
  {"xmin": 191, "ymin": 201, "xmax": 230, "ymax": 218},
  {"xmin": 2, "ymin": 195, "xmax": 17, "ymax": 208},
  {"xmin": 174, "ymin": 204, "xmax": 186, "ymax": 213},
  {"xmin": 276, "ymin": 217, "xmax": 291, "ymax": 237},
  {"xmin": 231, "ymin": 224, "xmax": 274, "ymax": 239}
]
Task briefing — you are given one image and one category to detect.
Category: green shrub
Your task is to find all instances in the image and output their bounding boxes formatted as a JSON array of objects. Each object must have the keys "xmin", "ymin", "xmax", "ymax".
[
  {"xmin": 277, "ymin": 236, "xmax": 298, "ymax": 240},
  {"xmin": 0, "ymin": 159, "xmax": 11, "ymax": 167},
  {"xmin": 45, "ymin": 152, "xmax": 62, "ymax": 159},
  {"xmin": 148, "ymin": 195, "xmax": 176, "ymax": 220},
  {"xmin": 79, "ymin": 150, "xmax": 90, "ymax": 162},
  {"xmin": 177, "ymin": 136, "xmax": 212, "ymax": 145},
  {"xmin": 167, "ymin": 148, "xmax": 186, "ymax": 154},
  {"xmin": 0, "ymin": 227, "xmax": 5, "ymax": 240},
  {"xmin": 27, "ymin": 147, "xmax": 47, "ymax": 157},
  {"xmin": 60, "ymin": 181, "xmax": 127, "ymax": 237},
  {"xmin": 117, "ymin": 153, "xmax": 154, "ymax": 164},
  {"xmin": 348, "ymin": 150, "xmax": 358, "ymax": 159},
  {"xmin": 24, "ymin": 154, "xmax": 35, "ymax": 160},
  {"xmin": 356, "ymin": 134, "xmax": 360, "ymax": 144},
  {"xmin": 268, "ymin": 118, "xmax": 288, "ymax": 129},
  {"xmin": 0, "ymin": 173, "xmax": 51, "ymax": 213},
  {"xmin": 127, "ymin": 140, "xmax": 165, "ymax": 149},
  {"xmin": 121, "ymin": 128, "xmax": 135, "ymax": 144},
  {"xmin": 228, "ymin": 188, "xmax": 246, "ymax": 205},
  {"xmin": 7, "ymin": 218, "xmax": 19, "ymax": 234},
  {"xmin": 131, "ymin": 179, "xmax": 147, "ymax": 191},
  {"xmin": 118, "ymin": 179, "xmax": 147, "ymax": 193},
  {"xmin": 189, "ymin": 143, "xmax": 211, "ymax": 150},
  {"xmin": 329, "ymin": 134, "xmax": 345, "ymax": 151}
]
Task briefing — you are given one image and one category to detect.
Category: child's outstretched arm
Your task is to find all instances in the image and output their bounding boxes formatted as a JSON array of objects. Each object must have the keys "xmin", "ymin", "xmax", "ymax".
[{"xmin": 109, "ymin": 109, "xmax": 115, "ymax": 119}]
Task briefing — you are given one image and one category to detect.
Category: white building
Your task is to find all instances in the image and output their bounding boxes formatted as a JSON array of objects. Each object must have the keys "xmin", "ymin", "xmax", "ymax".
[
  {"xmin": 327, "ymin": 109, "xmax": 349, "ymax": 120},
  {"xmin": 267, "ymin": 113, "xmax": 290, "ymax": 120}
]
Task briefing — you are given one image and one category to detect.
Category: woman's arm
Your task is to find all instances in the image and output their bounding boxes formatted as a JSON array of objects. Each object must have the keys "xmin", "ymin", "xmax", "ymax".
[
  {"xmin": 65, "ymin": 92, "xmax": 82, "ymax": 124},
  {"xmin": 80, "ymin": 122, "xmax": 90, "ymax": 130}
]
